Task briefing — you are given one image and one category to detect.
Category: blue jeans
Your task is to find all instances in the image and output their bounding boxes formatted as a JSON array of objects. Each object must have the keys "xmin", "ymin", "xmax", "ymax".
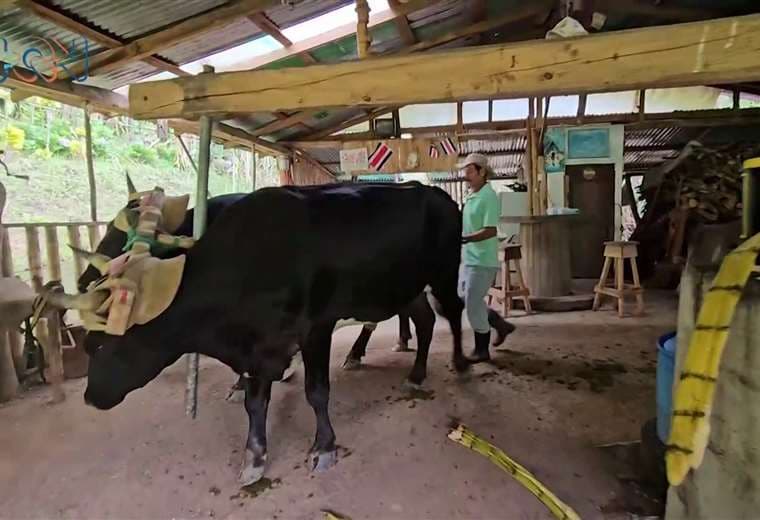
[{"xmin": 458, "ymin": 265, "xmax": 499, "ymax": 334}]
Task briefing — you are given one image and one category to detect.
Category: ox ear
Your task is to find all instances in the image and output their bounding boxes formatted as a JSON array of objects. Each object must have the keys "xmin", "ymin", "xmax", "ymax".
[
  {"xmin": 161, "ymin": 194, "xmax": 189, "ymax": 234},
  {"xmin": 130, "ymin": 255, "xmax": 186, "ymax": 326},
  {"xmin": 113, "ymin": 208, "xmax": 138, "ymax": 232}
]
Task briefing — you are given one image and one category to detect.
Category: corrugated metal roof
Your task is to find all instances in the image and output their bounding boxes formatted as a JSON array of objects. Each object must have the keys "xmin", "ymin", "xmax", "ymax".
[
  {"xmin": 53, "ymin": 0, "xmax": 228, "ymax": 40},
  {"xmin": 0, "ymin": 6, "xmax": 107, "ymax": 76},
  {"xmin": 267, "ymin": 0, "xmax": 353, "ymax": 30},
  {"xmin": 158, "ymin": 18, "xmax": 261, "ymax": 66},
  {"xmin": 2, "ymin": 0, "xmax": 759, "ymax": 167}
]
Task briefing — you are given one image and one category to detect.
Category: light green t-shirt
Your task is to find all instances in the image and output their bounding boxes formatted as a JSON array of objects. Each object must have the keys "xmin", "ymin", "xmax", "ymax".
[{"xmin": 462, "ymin": 182, "xmax": 500, "ymax": 268}]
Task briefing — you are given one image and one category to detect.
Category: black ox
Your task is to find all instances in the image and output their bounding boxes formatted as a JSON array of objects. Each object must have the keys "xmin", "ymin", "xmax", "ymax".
[
  {"xmin": 77, "ymin": 190, "xmax": 419, "ymax": 390},
  {"xmin": 58, "ymin": 181, "xmax": 466, "ymax": 485}
]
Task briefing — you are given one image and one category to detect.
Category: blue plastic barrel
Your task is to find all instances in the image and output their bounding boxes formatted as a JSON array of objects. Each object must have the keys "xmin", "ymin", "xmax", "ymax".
[{"xmin": 656, "ymin": 331, "xmax": 677, "ymax": 442}]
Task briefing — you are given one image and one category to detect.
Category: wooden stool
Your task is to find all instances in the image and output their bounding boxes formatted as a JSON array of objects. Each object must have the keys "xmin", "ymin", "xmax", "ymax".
[
  {"xmin": 593, "ymin": 241, "xmax": 644, "ymax": 317},
  {"xmin": 488, "ymin": 244, "xmax": 532, "ymax": 317}
]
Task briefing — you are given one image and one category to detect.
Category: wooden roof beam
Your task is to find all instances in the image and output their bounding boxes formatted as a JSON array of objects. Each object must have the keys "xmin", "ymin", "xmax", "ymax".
[
  {"xmin": 59, "ymin": 0, "xmax": 281, "ymax": 80},
  {"xmin": 130, "ymin": 14, "xmax": 760, "ymax": 120},
  {"xmin": 248, "ymin": 12, "xmax": 318, "ymax": 64}
]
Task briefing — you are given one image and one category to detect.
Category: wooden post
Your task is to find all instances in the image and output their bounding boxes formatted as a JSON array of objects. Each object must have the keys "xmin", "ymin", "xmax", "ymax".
[
  {"xmin": 638, "ymin": 90, "xmax": 646, "ymax": 122},
  {"xmin": 176, "ymin": 134, "xmax": 199, "ymax": 173},
  {"xmin": 526, "ymin": 99, "xmax": 536, "ymax": 216},
  {"xmin": 185, "ymin": 65, "xmax": 215, "ymax": 419},
  {"xmin": 84, "ymin": 104, "xmax": 97, "ymax": 221},
  {"xmin": 45, "ymin": 227, "xmax": 62, "ymax": 281},
  {"xmin": 87, "ymin": 223, "xmax": 102, "ymax": 250},
  {"xmin": 25, "ymin": 226, "xmax": 43, "ymax": 292},
  {"xmin": 67, "ymin": 225, "xmax": 85, "ymax": 278},
  {"xmin": 43, "ymin": 310, "xmax": 65, "ymax": 403},
  {"xmin": 356, "ymin": 0, "xmax": 371, "ymax": 59},
  {"xmin": 576, "ymin": 93, "xmax": 587, "ymax": 124},
  {"xmin": 251, "ymin": 145, "xmax": 257, "ymax": 192}
]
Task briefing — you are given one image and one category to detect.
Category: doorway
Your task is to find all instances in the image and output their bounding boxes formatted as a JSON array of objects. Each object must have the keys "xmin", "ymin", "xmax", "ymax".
[{"xmin": 567, "ymin": 164, "xmax": 615, "ymax": 278}]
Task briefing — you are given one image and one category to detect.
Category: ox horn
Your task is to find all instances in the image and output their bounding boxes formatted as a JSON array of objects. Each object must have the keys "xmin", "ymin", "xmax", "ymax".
[
  {"xmin": 43, "ymin": 285, "xmax": 108, "ymax": 311},
  {"xmin": 69, "ymin": 245, "xmax": 111, "ymax": 275},
  {"xmin": 126, "ymin": 172, "xmax": 137, "ymax": 199}
]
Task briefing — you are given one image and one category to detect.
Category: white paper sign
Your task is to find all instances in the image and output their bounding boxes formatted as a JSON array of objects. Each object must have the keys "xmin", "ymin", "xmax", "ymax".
[{"xmin": 340, "ymin": 148, "xmax": 369, "ymax": 173}]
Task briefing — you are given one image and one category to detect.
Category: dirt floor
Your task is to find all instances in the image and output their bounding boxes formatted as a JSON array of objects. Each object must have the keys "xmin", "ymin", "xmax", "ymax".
[{"xmin": 0, "ymin": 290, "xmax": 677, "ymax": 520}]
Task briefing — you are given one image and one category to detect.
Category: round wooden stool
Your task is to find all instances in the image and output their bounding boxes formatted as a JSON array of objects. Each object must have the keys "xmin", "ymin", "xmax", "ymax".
[
  {"xmin": 592, "ymin": 241, "xmax": 644, "ymax": 317},
  {"xmin": 488, "ymin": 244, "xmax": 532, "ymax": 317}
]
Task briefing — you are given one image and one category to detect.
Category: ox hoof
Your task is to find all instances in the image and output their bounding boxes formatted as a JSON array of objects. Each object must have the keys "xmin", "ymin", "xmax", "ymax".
[
  {"xmin": 309, "ymin": 449, "xmax": 338, "ymax": 473},
  {"xmin": 402, "ymin": 380, "xmax": 423, "ymax": 392},
  {"xmin": 453, "ymin": 357, "xmax": 471, "ymax": 374},
  {"xmin": 342, "ymin": 357, "xmax": 362, "ymax": 371},
  {"xmin": 392, "ymin": 342, "xmax": 413, "ymax": 353},
  {"xmin": 226, "ymin": 388, "xmax": 245, "ymax": 403},
  {"xmin": 239, "ymin": 450, "xmax": 267, "ymax": 486}
]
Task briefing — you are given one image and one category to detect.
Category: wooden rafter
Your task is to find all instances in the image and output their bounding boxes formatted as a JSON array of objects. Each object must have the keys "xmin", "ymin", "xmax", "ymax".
[
  {"xmin": 248, "ymin": 12, "xmax": 318, "ymax": 64},
  {"xmin": 58, "ymin": 0, "xmax": 281, "ymax": 80},
  {"xmin": 243, "ymin": 3, "xmax": 549, "ymax": 138},
  {"xmin": 304, "ymin": 107, "xmax": 399, "ymax": 140},
  {"xmin": 13, "ymin": 0, "xmax": 189, "ymax": 78},
  {"xmin": 129, "ymin": 14, "xmax": 760, "ymax": 120},
  {"xmin": 218, "ymin": 1, "xmax": 442, "ymax": 73},
  {"xmin": 386, "ymin": 0, "xmax": 417, "ymax": 46}
]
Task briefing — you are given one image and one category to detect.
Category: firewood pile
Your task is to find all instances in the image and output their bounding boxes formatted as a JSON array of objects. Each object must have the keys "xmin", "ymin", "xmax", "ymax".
[
  {"xmin": 631, "ymin": 141, "xmax": 759, "ymax": 286},
  {"xmin": 639, "ymin": 142, "xmax": 758, "ymax": 224}
]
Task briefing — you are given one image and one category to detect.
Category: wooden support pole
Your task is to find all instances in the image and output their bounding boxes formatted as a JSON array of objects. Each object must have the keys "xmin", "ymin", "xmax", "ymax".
[
  {"xmin": 87, "ymin": 223, "xmax": 102, "ymax": 250},
  {"xmin": 638, "ymin": 90, "xmax": 646, "ymax": 121},
  {"xmin": 67, "ymin": 225, "xmax": 85, "ymax": 279},
  {"xmin": 44, "ymin": 227, "xmax": 61, "ymax": 282},
  {"xmin": 186, "ymin": 65, "xmax": 215, "ymax": 419},
  {"xmin": 733, "ymin": 88, "xmax": 741, "ymax": 111},
  {"xmin": 176, "ymin": 134, "xmax": 199, "ymax": 173},
  {"xmin": 25, "ymin": 226, "xmax": 43, "ymax": 292},
  {"xmin": 356, "ymin": 0, "xmax": 372, "ymax": 59},
  {"xmin": 84, "ymin": 104, "xmax": 98, "ymax": 221},
  {"xmin": 577, "ymin": 93, "xmax": 587, "ymax": 124},
  {"xmin": 251, "ymin": 145, "xmax": 257, "ymax": 192},
  {"xmin": 526, "ymin": 99, "xmax": 536, "ymax": 216},
  {"xmin": 42, "ymin": 310, "xmax": 65, "ymax": 403}
]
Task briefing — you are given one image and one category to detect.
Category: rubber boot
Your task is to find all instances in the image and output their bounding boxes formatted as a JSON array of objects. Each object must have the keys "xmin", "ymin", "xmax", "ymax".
[
  {"xmin": 470, "ymin": 331, "xmax": 491, "ymax": 363},
  {"xmin": 488, "ymin": 309, "xmax": 516, "ymax": 346}
]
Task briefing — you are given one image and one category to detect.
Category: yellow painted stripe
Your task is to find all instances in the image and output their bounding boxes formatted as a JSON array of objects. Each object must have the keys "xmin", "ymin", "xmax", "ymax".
[{"xmin": 667, "ymin": 232, "xmax": 760, "ymax": 485}]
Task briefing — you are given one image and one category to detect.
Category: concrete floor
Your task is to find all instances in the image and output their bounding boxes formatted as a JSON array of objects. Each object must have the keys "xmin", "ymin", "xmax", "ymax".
[{"xmin": 0, "ymin": 291, "xmax": 677, "ymax": 520}]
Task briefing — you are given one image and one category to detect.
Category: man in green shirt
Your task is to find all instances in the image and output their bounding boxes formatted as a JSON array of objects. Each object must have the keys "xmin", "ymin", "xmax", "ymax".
[{"xmin": 458, "ymin": 153, "xmax": 515, "ymax": 362}]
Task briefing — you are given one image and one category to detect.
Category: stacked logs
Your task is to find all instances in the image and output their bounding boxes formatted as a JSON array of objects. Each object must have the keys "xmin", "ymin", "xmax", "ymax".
[
  {"xmin": 631, "ymin": 142, "xmax": 760, "ymax": 285},
  {"xmin": 640, "ymin": 143, "xmax": 758, "ymax": 225}
]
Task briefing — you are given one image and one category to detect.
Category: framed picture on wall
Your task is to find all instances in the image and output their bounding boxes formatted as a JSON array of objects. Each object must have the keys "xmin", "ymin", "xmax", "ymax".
[{"xmin": 567, "ymin": 127, "xmax": 611, "ymax": 159}]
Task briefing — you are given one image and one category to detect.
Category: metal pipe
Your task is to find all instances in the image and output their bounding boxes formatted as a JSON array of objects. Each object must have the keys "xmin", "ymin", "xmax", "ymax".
[
  {"xmin": 742, "ymin": 158, "xmax": 759, "ymax": 240},
  {"xmin": 185, "ymin": 65, "xmax": 215, "ymax": 419}
]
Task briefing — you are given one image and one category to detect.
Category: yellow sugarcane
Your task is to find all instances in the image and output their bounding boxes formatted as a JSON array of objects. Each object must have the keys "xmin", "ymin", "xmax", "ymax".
[{"xmin": 448, "ymin": 424, "xmax": 580, "ymax": 520}]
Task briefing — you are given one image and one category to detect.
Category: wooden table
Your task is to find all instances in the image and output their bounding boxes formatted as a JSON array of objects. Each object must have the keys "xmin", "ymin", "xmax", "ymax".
[{"xmin": 500, "ymin": 214, "xmax": 582, "ymax": 298}]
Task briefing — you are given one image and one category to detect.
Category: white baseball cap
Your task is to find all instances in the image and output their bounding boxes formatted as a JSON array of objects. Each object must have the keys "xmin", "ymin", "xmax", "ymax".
[{"xmin": 456, "ymin": 153, "xmax": 493, "ymax": 178}]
